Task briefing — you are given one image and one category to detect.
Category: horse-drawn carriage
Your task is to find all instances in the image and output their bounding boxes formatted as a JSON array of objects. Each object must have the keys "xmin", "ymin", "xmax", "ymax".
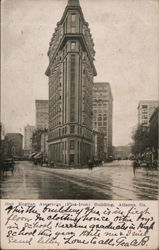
[
  {"xmin": 133, "ymin": 158, "xmax": 158, "ymax": 170},
  {"xmin": 1, "ymin": 159, "xmax": 15, "ymax": 176}
]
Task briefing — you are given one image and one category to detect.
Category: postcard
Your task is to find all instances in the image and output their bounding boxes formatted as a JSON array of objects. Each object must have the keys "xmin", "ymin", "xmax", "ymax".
[{"xmin": 1, "ymin": 0, "xmax": 158, "ymax": 249}]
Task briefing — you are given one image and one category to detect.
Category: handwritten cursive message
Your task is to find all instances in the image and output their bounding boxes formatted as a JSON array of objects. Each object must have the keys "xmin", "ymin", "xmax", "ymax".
[{"xmin": 1, "ymin": 200, "xmax": 158, "ymax": 249}]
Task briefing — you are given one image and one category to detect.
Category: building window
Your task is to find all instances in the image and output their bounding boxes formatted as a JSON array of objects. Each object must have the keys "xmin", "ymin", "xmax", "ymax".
[
  {"xmin": 65, "ymin": 127, "xmax": 67, "ymax": 134},
  {"xmin": 72, "ymin": 14, "xmax": 76, "ymax": 22},
  {"xmin": 71, "ymin": 41, "xmax": 76, "ymax": 50},
  {"xmin": 98, "ymin": 122, "xmax": 102, "ymax": 126},
  {"xmin": 103, "ymin": 116, "xmax": 107, "ymax": 121},
  {"xmin": 71, "ymin": 27, "xmax": 76, "ymax": 33},
  {"xmin": 70, "ymin": 125, "xmax": 75, "ymax": 134},
  {"xmin": 70, "ymin": 140, "xmax": 75, "ymax": 150},
  {"xmin": 70, "ymin": 154, "xmax": 74, "ymax": 164},
  {"xmin": 142, "ymin": 105, "xmax": 148, "ymax": 109},
  {"xmin": 71, "ymin": 14, "xmax": 76, "ymax": 33},
  {"xmin": 93, "ymin": 116, "xmax": 96, "ymax": 121},
  {"xmin": 62, "ymin": 128, "xmax": 64, "ymax": 135},
  {"xmin": 70, "ymin": 55, "xmax": 75, "ymax": 122}
]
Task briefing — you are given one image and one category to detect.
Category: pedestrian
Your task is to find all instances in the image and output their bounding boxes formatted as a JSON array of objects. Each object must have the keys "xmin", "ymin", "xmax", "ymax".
[
  {"xmin": 133, "ymin": 159, "xmax": 138, "ymax": 176},
  {"xmin": 88, "ymin": 159, "xmax": 93, "ymax": 170}
]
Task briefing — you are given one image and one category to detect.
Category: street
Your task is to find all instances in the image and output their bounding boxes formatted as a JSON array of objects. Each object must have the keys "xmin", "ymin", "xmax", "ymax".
[{"xmin": 0, "ymin": 160, "xmax": 158, "ymax": 200}]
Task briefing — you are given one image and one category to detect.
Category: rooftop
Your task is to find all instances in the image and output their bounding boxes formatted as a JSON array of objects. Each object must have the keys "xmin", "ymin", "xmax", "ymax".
[
  {"xmin": 67, "ymin": 0, "xmax": 80, "ymax": 6},
  {"xmin": 94, "ymin": 82, "xmax": 110, "ymax": 86},
  {"xmin": 138, "ymin": 100, "xmax": 159, "ymax": 104}
]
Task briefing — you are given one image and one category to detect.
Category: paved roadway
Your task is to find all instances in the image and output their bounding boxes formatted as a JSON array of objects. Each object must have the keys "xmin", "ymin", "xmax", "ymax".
[{"xmin": 0, "ymin": 160, "xmax": 158, "ymax": 200}]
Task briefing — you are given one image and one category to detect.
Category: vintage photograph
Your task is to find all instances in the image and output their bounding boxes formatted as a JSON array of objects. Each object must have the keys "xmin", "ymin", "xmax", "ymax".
[{"xmin": 1, "ymin": 0, "xmax": 158, "ymax": 200}]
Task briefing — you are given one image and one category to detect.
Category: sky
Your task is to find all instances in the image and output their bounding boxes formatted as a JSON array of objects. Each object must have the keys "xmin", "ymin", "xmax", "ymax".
[{"xmin": 1, "ymin": 0, "xmax": 159, "ymax": 146}]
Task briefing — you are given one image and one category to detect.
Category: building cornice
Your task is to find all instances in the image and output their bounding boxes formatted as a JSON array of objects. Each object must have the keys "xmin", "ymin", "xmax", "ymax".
[
  {"xmin": 57, "ymin": 4, "xmax": 88, "ymax": 27},
  {"xmin": 45, "ymin": 33, "xmax": 97, "ymax": 77}
]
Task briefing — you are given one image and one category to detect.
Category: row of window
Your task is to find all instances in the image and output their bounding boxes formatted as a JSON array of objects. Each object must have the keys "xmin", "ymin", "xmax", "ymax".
[
  {"xmin": 93, "ymin": 103, "xmax": 108, "ymax": 107},
  {"xmin": 94, "ymin": 122, "xmax": 108, "ymax": 127},
  {"xmin": 49, "ymin": 28, "xmax": 62, "ymax": 59},
  {"xmin": 142, "ymin": 115, "xmax": 148, "ymax": 119},
  {"xmin": 93, "ymin": 89, "xmax": 108, "ymax": 92},
  {"xmin": 142, "ymin": 105, "xmax": 148, "ymax": 109},
  {"xmin": 50, "ymin": 105, "xmax": 61, "ymax": 117},
  {"xmin": 93, "ymin": 109, "xmax": 108, "ymax": 113},
  {"xmin": 70, "ymin": 55, "xmax": 76, "ymax": 122},
  {"xmin": 93, "ymin": 117, "xmax": 107, "ymax": 122},
  {"xmin": 63, "ymin": 13, "xmax": 83, "ymax": 34}
]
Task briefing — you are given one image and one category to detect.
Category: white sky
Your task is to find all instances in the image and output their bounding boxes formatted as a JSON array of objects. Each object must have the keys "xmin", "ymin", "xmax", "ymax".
[{"xmin": 1, "ymin": 0, "xmax": 159, "ymax": 146}]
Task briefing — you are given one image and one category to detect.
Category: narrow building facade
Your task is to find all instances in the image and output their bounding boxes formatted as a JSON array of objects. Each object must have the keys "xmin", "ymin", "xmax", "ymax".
[
  {"xmin": 35, "ymin": 100, "xmax": 49, "ymax": 130},
  {"xmin": 138, "ymin": 100, "xmax": 159, "ymax": 127},
  {"xmin": 46, "ymin": 0, "xmax": 97, "ymax": 166},
  {"xmin": 24, "ymin": 125, "xmax": 35, "ymax": 150},
  {"xmin": 93, "ymin": 82, "xmax": 113, "ymax": 159}
]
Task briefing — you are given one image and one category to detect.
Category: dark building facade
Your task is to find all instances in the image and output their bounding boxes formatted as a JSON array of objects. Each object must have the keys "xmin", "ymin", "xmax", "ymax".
[
  {"xmin": 46, "ymin": 0, "xmax": 96, "ymax": 165},
  {"xmin": 4, "ymin": 133, "xmax": 23, "ymax": 157},
  {"xmin": 93, "ymin": 129, "xmax": 104, "ymax": 161},
  {"xmin": 149, "ymin": 107, "xmax": 159, "ymax": 160},
  {"xmin": 35, "ymin": 100, "xmax": 48, "ymax": 130},
  {"xmin": 93, "ymin": 82, "xmax": 113, "ymax": 158}
]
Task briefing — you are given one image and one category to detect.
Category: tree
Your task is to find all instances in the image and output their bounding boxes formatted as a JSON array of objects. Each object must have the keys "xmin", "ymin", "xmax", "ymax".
[
  {"xmin": 131, "ymin": 121, "xmax": 158, "ymax": 160},
  {"xmin": 131, "ymin": 125, "xmax": 150, "ymax": 156}
]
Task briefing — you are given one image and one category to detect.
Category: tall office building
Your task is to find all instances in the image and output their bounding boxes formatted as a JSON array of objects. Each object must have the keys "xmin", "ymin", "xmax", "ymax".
[
  {"xmin": 46, "ymin": 0, "xmax": 97, "ymax": 165},
  {"xmin": 93, "ymin": 82, "xmax": 113, "ymax": 158},
  {"xmin": 138, "ymin": 100, "xmax": 159, "ymax": 127},
  {"xmin": 35, "ymin": 100, "xmax": 48, "ymax": 130},
  {"xmin": 24, "ymin": 125, "xmax": 35, "ymax": 150}
]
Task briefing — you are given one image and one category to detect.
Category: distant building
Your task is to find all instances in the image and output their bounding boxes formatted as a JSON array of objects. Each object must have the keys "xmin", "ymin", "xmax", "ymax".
[
  {"xmin": 24, "ymin": 125, "xmax": 35, "ymax": 150},
  {"xmin": 35, "ymin": 100, "xmax": 48, "ymax": 130},
  {"xmin": 113, "ymin": 145, "xmax": 132, "ymax": 160},
  {"xmin": 5, "ymin": 133, "xmax": 23, "ymax": 157},
  {"xmin": 46, "ymin": 0, "xmax": 97, "ymax": 165},
  {"xmin": 32, "ymin": 129, "xmax": 43, "ymax": 153},
  {"xmin": 93, "ymin": 82, "xmax": 113, "ymax": 158},
  {"xmin": 31, "ymin": 129, "xmax": 48, "ymax": 162},
  {"xmin": 138, "ymin": 100, "xmax": 159, "ymax": 127}
]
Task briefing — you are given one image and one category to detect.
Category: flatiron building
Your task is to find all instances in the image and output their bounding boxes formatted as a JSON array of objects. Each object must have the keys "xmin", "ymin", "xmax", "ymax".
[{"xmin": 46, "ymin": 0, "xmax": 97, "ymax": 165}]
